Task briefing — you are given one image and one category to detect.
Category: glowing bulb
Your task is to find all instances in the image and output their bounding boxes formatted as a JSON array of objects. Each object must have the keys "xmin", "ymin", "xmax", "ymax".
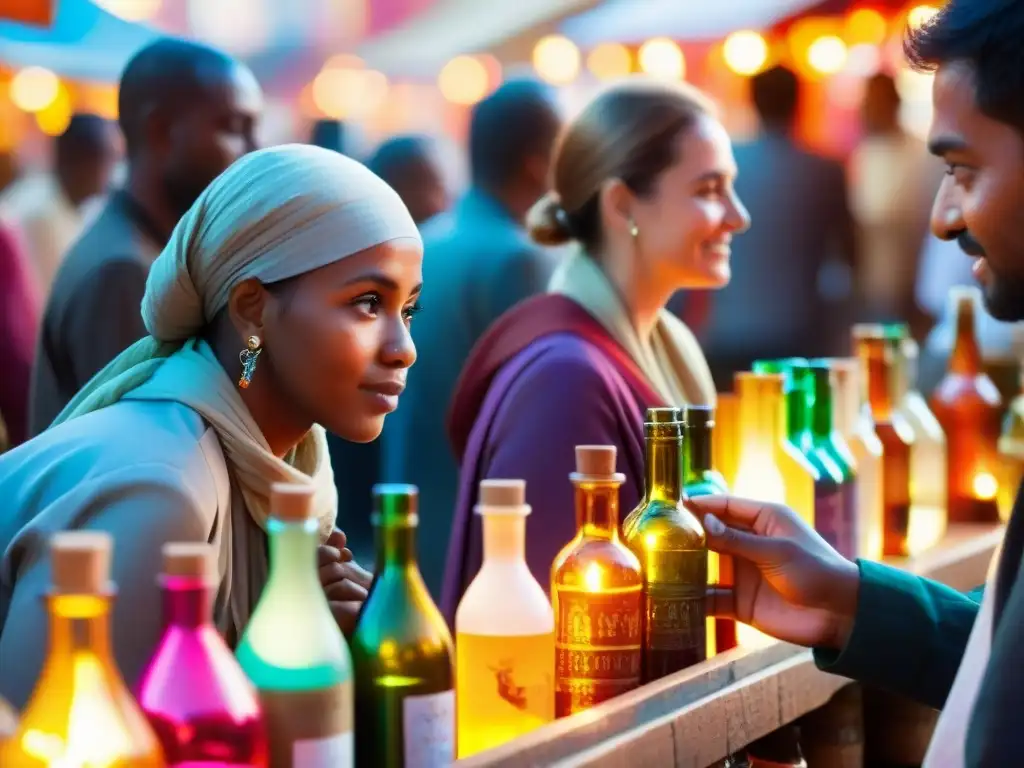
[
  {"xmin": 532, "ymin": 35, "xmax": 580, "ymax": 85},
  {"xmin": 638, "ymin": 38, "xmax": 685, "ymax": 80},
  {"xmin": 35, "ymin": 83, "xmax": 72, "ymax": 136},
  {"xmin": 807, "ymin": 35, "xmax": 848, "ymax": 75},
  {"xmin": 973, "ymin": 472, "xmax": 999, "ymax": 501},
  {"xmin": 584, "ymin": 563, "xmax": 602, "ymax": 592},
  {"xmin": 10, "ymin": 67, "xmax": 60, "ymax": 113},
  {"xmin": 586, "ymin": 42, "xmax": 632, "ymax": 81},
  {"xmin": 723, "ymin": 30, "xmax": 769, "ymax": 76},
  {"xmin": 438, "ymin": 55, "xmax": 490, "ymax": 105},
  {"xmin": 908, "ymin": 5, "xmax": 940, "ymax": 28},
  {"xmin": 844, "ymin": 8, "xmax": 888, "ymax": 46}
]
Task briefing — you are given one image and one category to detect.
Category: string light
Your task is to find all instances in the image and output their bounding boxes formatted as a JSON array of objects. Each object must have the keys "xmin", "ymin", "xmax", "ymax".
[
  {"xmin": 10, "ymin": 67, "xmax": 60, "ymax": 113},
  {"xmin": 438, "ymin": 56, "xmax": 490, "ymax": 105},
  {"xmin": 532, "ymin": 35, "xmax": 580, "ymax": 85},
  {"xmin": 586, "ymin": 43, "xmax": 632, "ymax": 80},
  {"xmin": 723, "ymin": 30, "xmax": 769, "ymax": 76},
  {"xmin": 638, "ymin": 38, "xmax": 685, "ymax": 80},
  {"xmin": 807, "ymin": 35, "xmax": 848, "ymax": 75}
]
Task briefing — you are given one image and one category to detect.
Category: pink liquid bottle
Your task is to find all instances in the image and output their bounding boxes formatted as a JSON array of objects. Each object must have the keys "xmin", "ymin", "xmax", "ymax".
[{"xmin": 137, "ymin": 543, "xmax": 267, "ymax": 767}]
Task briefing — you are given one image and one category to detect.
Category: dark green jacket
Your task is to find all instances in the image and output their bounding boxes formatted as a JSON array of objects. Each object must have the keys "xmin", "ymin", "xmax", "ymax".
[{"xmin": 814, "ymin": 488, "xmax": 1024, "ymax": 765}]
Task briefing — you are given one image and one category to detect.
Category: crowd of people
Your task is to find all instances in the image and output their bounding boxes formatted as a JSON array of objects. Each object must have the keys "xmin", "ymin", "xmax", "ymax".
[{"xmin": 0, "ymin": 0, "xmax": 1022, "ymax": 762}]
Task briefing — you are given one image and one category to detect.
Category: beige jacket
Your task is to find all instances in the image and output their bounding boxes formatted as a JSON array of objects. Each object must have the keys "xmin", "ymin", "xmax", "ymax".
[{"xmin": 0, "ymin": 399, "xmax": 252, "ymax": 710}]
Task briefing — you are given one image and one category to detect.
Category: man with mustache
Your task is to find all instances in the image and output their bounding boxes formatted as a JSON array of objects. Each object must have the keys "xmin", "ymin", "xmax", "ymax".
[{"xmin": 691, "ymin": 1, "xmax": 1024, "ymax": 764}]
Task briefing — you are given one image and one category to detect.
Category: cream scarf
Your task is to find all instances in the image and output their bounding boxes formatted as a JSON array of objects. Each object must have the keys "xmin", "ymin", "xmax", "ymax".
[
  {"xmin": 49, "ymin": 144, "xmax": 421, "ymax": 630},
  {"xmin": 548, "ymin": 248, "xmax": 716, "ymax": 407}
]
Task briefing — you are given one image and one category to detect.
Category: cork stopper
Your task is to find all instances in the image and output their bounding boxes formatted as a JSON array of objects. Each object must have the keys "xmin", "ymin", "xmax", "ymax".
[
  {"xmin": 270, "ymin": 482, "xmax": 316, "ymax": 522},
  {"xmin": 571, "ymin": 445, "xmax": 627, "ymax": 485},
  {"xmin": 645, "ymin": 406, "xmax": 682, "ymax": 424},
  {"xmin": 50, "ymin": 531, "xmax": 112, "ymax": 595},
  {"xmin": 162, "ymin": 543, "xmax": 217, "ymax": 583},
  {"xmin": 476, "ymin": 479, "xmax": 529, "ymax": 516}
]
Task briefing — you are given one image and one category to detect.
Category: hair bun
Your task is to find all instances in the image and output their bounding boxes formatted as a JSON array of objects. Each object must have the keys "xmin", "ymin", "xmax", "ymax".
[{"xmin": 526, "ymin": 193, "xmax": 575, "ymax": 246}]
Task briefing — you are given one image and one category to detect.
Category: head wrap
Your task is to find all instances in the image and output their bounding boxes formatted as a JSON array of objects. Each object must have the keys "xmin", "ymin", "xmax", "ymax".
[{"xmin": 52, "ymin": 144, "xmax": 421, "ymax": 633}]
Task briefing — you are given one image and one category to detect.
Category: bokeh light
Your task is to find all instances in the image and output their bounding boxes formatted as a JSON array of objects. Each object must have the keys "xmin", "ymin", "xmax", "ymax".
[
  {"xmin": 908, "ymin": 4, "xmax": 940, "ymax": 28},
  {"xmin": 586, "ymin": 43, "xmax": 632, "ymax": 80},
  {"xmin": 36, "ymin": 83, "xmax": 73, "ymax": 136},
  {"xmin": 638, "ymin": 38, "xmax": 685, "ymax": 80},
  {"xmin": 10, "ymin": 67, "xmax": 60, "ymax": 113},
  {"xmin": 723, "ymin": 31, "xmax": 769, "ymax": 76},
  {"xmin": 807, "ymin": 35, "xmax": 848, "ymax": 75},
  {"xmin": 312, "ymin": 65, "xmax": 389, "ymax": 120},
  {"xmin": 94, "ymin": 0, "xmax": 162, "ymax": 21},
  {"xmin": 532, "ymin": 35, "xmax": 580, "ymax": 85},
  {"xmin": 843, "ymin": 8, "xmax": 888, "ymax": 46},
  {"xmin": 438, "ymin": 56, "xmax": 491, "ymax": 105}
]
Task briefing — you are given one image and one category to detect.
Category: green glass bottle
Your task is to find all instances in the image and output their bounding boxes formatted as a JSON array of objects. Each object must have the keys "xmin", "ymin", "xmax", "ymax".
[
  {"xmin": 683, "ymin": 405, "xmax": 732, "ymax": 655},
  {"xmin": 236, "ymin": 483, "xmax": 353, "ymax": 768},
  {"xmin": 351, "ymin": 484, "xmax": 455, "ymax": 768},
  {"xmin": 807, "ymin": 361, "xmax": 860, "ymax": 558},
  {"xmin": 623, "ymin": 407, "xmax": 707, "ymax": 681}
]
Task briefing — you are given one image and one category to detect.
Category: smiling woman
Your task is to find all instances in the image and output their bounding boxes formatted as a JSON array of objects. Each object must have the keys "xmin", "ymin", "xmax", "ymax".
[{"xmin": 0, "ymin": 144, "xmax": 423, "ymax": 710}]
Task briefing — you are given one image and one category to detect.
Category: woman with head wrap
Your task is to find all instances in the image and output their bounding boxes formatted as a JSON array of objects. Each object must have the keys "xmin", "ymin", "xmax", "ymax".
[{"xmin": 0, "ymin": 144, "xmax": 423, "ymax": 709}]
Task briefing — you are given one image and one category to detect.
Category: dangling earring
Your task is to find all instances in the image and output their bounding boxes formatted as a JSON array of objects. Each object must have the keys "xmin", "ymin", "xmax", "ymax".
[
  {"xmin": 238, "ymin": 335, "xmax": 262, "ymax": 389},
  {"xmin": 629, "ymin": 219, "xmax": 639, "ymax": 239}
]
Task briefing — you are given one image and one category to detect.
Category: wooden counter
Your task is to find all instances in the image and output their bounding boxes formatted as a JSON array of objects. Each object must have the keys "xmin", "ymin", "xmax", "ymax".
[{"xmin": 457, "ymin": 524, "xmax": 1004, "ymax": 768}]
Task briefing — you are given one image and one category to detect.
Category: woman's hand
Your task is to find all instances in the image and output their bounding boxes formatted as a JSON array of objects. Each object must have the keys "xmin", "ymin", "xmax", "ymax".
[
  {"xmin": 318, "ymin": 529, "xmax": 374, "ymax": 635},
  {"xmin": 689, "ymin": 495, "xmax": 862, "ymax": 650}
]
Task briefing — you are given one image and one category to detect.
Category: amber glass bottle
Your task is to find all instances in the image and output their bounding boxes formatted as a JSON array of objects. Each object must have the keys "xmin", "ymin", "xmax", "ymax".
[
  {"xmin": 855, "ymin": 327, "xmax": 914, "ymax": 557},
  {"xmin": 552, "ymin": 446, "xmax": 642, "ymax": 717},
  {"xmin": 624, "ymin": 408, "xmax": 708, "ymax": 680},
  {"xmin": 930, "ymin": 287, "xmax": 1004, "ymax": 523}
]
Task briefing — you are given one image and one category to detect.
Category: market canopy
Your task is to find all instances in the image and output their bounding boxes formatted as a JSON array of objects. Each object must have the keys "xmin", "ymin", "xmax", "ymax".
[
  {"xmin": 560, "ymin": 0, "xmax": 824, "ymax": 45},
  {"xmin": 0, "ymin": 0, "xmax": 163, "ymax": 82},
  {"xmin": 357, "ymin": 0, "xmax": 597, "ymax": 76}
]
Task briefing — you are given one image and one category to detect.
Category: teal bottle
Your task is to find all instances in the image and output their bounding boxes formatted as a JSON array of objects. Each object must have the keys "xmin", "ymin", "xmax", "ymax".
[
  {"xmin": 753, "ymin": 359, "xmax": 846, "ymax": 544},
  {"xmin": 351, "ymin": 484, "xmax": 455, "ymax": 768},
  {"xmin": 683, "ymin": 405, "xmax": 729, "ymax": 497},
  {"xmin": 236, "ymin": 482, "xmax": 354, "ymax": 768},
  {"xmin": 807, "ymin": 361, "xmax": 860, "ymax": 558}
]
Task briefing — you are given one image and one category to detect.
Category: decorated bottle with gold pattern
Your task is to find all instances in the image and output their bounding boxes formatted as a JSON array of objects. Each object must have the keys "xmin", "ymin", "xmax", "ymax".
[
  {"xmin": 552, "ymin": 446, "xmax": 642, "ymax": 717},
  {"xmin": 624, "ymin": 409, "xmax": 708, "ymax": 681}
]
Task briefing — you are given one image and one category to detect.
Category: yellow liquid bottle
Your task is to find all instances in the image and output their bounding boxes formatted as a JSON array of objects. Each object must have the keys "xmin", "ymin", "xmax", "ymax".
[
  {"xmin": 1, "ymin": 532, "xmax": 164, "ymax": 767},
  {"xmin": 455, "ymin": 479, "xmax": 554, "ymax": 758},
  {"xmin": 552, "ymin": 446, "xmax": 642, "ymax": 716},
  {"xmin": 713, "ymin": 392, "xmax": 741, "ymax": 490}
]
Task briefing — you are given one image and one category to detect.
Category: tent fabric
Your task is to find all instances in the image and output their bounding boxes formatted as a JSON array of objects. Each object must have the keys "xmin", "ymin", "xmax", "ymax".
[
  {"xmin": 0, "ymin": 0, "xmax": 162, "ymax": 82},
  {"xmin": 357, "ymin": 0, "xmax": 596, "ymax": 77},
  {"xmin": 560, "ymin": 0, "xmax": 823, "ymax": 45}
]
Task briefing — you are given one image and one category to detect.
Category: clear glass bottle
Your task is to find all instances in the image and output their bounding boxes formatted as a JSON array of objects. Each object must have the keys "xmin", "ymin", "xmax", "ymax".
[
  {"xmin": 683, "ymin": 404, "xmax": 732, "ymax": 655},
  {"xmin": 455, "ymin": 479, "xmax": 554, "ymax": 758},
  {"xmin": 235, "ymin": 483, "xmax": 353, "ymax": 768},
  {"xmin": 929, "ymin": 287, "xmax": 1004, "ymax": 523},
  {"xmin": 713, "ymin": 392, "xmax": 742, "ymax": 489},
  {"xmin": 137, "ymin": 543, "xmax": 266, "ymax": 766},
  {"xmin": 351, "ymin": 485, "xmax": 455, "ymax": 768},
  {"xmin": 553, "ymin": 445, "xmax": 643, "ymax": 713},
  {"xmin": 1, "ymin": 532, "xmax": 164, "ymax": 767}
]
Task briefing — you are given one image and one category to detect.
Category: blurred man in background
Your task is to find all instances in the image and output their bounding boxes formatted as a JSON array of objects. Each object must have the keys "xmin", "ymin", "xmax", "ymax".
[
  {"xmin": 367, "ymin": 135, "xmax": 450, "ymax": 225},
  {"xmin": 699, "ymin": 65, "xmax": 856, "ymax": 385},
  {"xmin": 30, "ymin": 37, "xmax": 263, "ymax": 436},
  {"xmin": 0, "ymin": 114, "xmax": 117, "ymax": 299},
  {"xmin": 383, "ymin": 78, "xmax": 562, "ymax": 596}
]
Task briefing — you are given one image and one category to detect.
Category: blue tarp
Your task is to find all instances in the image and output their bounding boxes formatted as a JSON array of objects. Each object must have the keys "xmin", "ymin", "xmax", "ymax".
[{"xmin": 0, "ymin": 0, "xmax": 163, "ymax": 82}]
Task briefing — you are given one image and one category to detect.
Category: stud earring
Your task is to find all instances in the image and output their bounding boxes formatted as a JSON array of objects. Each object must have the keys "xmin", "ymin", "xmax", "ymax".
[
  {"xmin": 629, "ymin": 220, "xmax": 639, "ymax": 239},
  {"xmin": 238, "ymin": 335, "xmax": 262, "ymax": 389}
]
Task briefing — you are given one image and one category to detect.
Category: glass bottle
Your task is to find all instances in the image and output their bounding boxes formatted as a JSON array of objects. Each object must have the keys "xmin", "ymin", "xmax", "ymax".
[
  {"xmin": 713, "ymin": 392, "xmax": 742, "ymax": 489},
  {"xmin": 855, "ymin": 326, "xmax": 914, "ymax": 557},
  {"xmin": 683, "ymin": 405, "xmax": 732, "ymax": 655},
  {"xmin": 137, "ymin": 543, "xmax": 266, "ymax": 767},
  {"xmin": 553, "ymin": 445, "xmax": 643, "ymax": 714},
  {"xmin": 929, "ymin": 287, "xmax": 1004, "ymax": 523},
  {"xmin": 806, "ymin": 362, "xmax": 859, "ymax": 558},
  {"xmin": 455, "ymin": 479, "xmax": 554, "ymax": 758},
  {"xmin": 235, "ymin": 483, "xmax": 353, "ymax": 768},
  {"xmin": 828, "ymin": 357, "xmax": 885, "ymax": 560},
  {"xmin": 1, "ymin": 532, "xmax": 164, "ymax": 767},
  {"xmin": 351, "ymin": 484, "xmax": 455, "ymax": 768},
  {"xmin": 885, "ymin": 326, "xmax": 948, "ymax": 551},
  {"xmin": 733, "ymin": 372, "xmax": 788, "ymax": 508},
  {"xmin": 623, "ymin": 411, "xmax": 709, "ymax": 678}
]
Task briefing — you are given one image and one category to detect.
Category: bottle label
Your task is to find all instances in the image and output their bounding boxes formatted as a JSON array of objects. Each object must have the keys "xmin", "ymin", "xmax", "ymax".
[
  {"xmin": 403, "ymin": 689, "xmax": 455, "ymax": 767},
  {"xmin": 259, "ymin": 681, "xmax": 353, "ymax": 768},
  {"xmin": 644, "ymin": 549, "xmax": 708, "ymax": 679},
  {"xmin": 554, "ymin": 587, "xmax": 642, "ymax": 716},
  {"xmin": 814, "ymin": 484, "xmax": 854, "ymax": 559}
]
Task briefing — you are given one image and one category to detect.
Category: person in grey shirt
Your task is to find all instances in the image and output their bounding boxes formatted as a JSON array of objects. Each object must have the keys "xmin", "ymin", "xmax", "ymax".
[
  {"xmin": 29, "ymin": 38, "xmax": 263, "ymax": 436},
  {"xmin": 382, "ymin": 79, "xmax": 562, "ymax": 596}
]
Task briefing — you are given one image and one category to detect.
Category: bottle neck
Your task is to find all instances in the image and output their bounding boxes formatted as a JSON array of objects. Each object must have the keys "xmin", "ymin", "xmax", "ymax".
[
  {"xmin": 481, "ymin": 513, "xmax": 526, "ymax": 563},
  {"xmin": 857, "ymin": 340, "xmax": 894, "ymax": 420},
  {"xmin": 950, "ymin": 297, "xmax": 983, "ymax": 374},
  {"xmin": 574, "ymin": 480, "xmax": 623, "ymax": 540},
  {"xmin": 162, "ymin": 578, "xmax": 214, "ymax": 629},
  {"xmin": 375, "ymin": 517, "xmax": 419, "ymax": 571},
  {"xmin": 684, "ymin": 423, "xmax": 714, "ymax": 483},
  {"xmin": 785, "ymin": 386, "xmax": 808, "ymax": 440},
  {"xmin": 47, "ymin": 593, "xmax": 114, "ymax": 660},
  {"xmin": 889, "ymin": 341, "xmax": 909, "ymax": 400},
  {"xmin": 267, "ymin": 518, "xmax": 320, "ymax": 587},
  {"xmin": 810, "ymin": 373, "xmax": 834, "ymax": 439},
  {"xmin": 645, "ymin": 431, "xmax": 684, "ymax": 503}
]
